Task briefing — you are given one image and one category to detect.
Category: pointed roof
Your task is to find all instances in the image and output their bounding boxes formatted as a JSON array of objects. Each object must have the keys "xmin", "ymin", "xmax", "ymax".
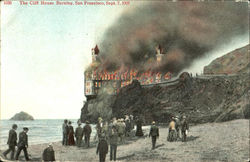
[
  {"xmin": 94, "ymin": 45, "xmax": 99, "ymax": 55},
  {"xmin": 158, "ymin": 44, "xmax": 164, "ymax": 54}
]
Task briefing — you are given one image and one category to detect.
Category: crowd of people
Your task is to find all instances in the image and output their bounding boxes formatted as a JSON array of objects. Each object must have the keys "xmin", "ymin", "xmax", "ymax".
[
  {"xmin": 1, "ymin": 114, "xmax": 189, "ymax": 162},
  {"xmin": 62, "ymin": 119, "xmax": 92, "ymax": 148}
]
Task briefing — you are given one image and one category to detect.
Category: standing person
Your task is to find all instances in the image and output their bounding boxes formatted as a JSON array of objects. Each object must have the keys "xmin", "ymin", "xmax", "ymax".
[
  {"xmin": 102, "ymin": 121, "xmax": 109, "ymax": 140},
  {"xmin": 83, "ymin": 121, "xmax": 92, "ymax": 147},
  {"xmin": 175, "ymin": 116, "xmax": 181, "ymax": 139},
  {"xmin": 68, "ymin": 121, "xmax": 75, "ymax": 146},
  {"xmin": 75, "ymin": 123, "xmax": 83, "ymax": 147},
  {"xmin": 109, "ymin": 126, "xmax": 118, "ymax": 161},
  {"xmin": 181, "ymin": 115, "xmax": 189, "ymax": 142},
  {"xmin": 3, "ymin": 124, "xmax": 18, "ymax": 160},
  {"xmin": 167, "ymin": 117, "xmax": 177, "ymax": 142},
  {"xmin": 125, "ymin": 116, "xmax": 131, "ymax": 137},
  {"xmin": 135, "ymin": 117, "xmax": 144, "ymax": 137},
  {"xmin": 62, "ymin": 119, "xmax": 68, "ymax": 145},
  {"xmin": 15, "ymin": 127, "xmax": 30, "ymax": 161},
  {"xmin": 96, "ymin": 117, "xmax": 103, "ymax": 139},
  {"xmin": 129, "ymin": 115, "xmax": 134, "ymax": 131},
  {"xmin": 121, "ymin": 119, "xmax": 126, "ymax": 143},
  {"xmin": 96, "ymin": 134, "xmax": 108, "ymax": 162},
  {"xmin": 149, "ymin": 121, "xmax": 159, "ymax": 150},
  {"xmin": 42, "ymin": 143, "xmax": 55, "ymax": 162},
  {"xmin": 117, "ymin": 119, "xmax": 125, "ymax": 143},
  {"xmin": 108, "ymin": 119, "xmax": 114, "ymax": 135}
]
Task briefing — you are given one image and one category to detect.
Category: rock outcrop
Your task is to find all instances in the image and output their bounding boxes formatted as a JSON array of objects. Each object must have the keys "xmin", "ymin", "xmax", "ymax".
[
  {"xmin": 204, "ymin": 44, "xmax": 249, "ymax": 75},
  {"xmin": 10, "ymin": 111, "xmax": 34, "ymax": 121},
  {"xmin": 81, "ymin": 45, "xmax": 250, "ymax": 124}
]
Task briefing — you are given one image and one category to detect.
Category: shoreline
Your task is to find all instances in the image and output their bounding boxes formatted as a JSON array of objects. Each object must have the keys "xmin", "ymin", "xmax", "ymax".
[{"xmin": 1, "ymin": 119, "xmax": 249, "ymax": 161}]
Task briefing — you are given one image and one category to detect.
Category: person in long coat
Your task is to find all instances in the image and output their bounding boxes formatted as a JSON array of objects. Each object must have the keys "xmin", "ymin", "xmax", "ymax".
[
  {"xmin": 109, "ymin": 126, "xmax": 118, "ymax": 161},
  {"xmin": 83, "ymin": 121, "xmax": 92, "ymax": 147},
  {"xmin": 181, "ymin": 115, "xmax": 189, "ymax": 142},
  {"xmin": 149, "ymin": 121, "xmax": 159, "ymax": 150},
  {"xmin": 96, "ymin": 134, "xmax": 108, "ymax": 162},
  {"xmin": 15, "ymin": 127, "xmax": 30, "ymax": 161},
  {"xmin": 68, "ymin": 121, "xmax": 75, "ymax": 145},
  {"xmin": 3, "ymin": 124, "xmax": 18, "ymax": 160},
  {"xmin": 135, "ymin": 117, "xmax": 144, "ymax": 137},
  {"xmin": 75, "ymin": 123, "xmax": 83, "ymax": 147},
  {"xmin": 62, "ymin": 119, "xmax": 69, "ymax": 145}
]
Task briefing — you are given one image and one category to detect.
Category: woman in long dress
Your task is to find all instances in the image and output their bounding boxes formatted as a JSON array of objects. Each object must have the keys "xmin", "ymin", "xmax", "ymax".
[
  {"xmin": 68, "ymin": 121, "xmax": 75, "ymax": 145},
  {"xmin": 135, "ymin": 117, "xmax": 144, "ymax": 137}
]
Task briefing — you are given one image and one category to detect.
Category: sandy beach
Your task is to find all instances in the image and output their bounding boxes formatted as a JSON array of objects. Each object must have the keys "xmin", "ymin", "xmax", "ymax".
[{"xmin": 1, "ymin": 119, "xmax": 249, "ymax": 162}]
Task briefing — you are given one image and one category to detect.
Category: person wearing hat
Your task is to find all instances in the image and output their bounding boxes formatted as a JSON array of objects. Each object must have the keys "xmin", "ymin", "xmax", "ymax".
[
  {"xmin": 75, "ymin": 122, "xmax": 83, "ymax": 147},
  {"xmin": 129, "ymin": 115, "xmax": 134, "ymax": 131},
  {"xmin": 62, "ymin": 119, "xmax": 69, "ymax": 146},
  {"xmin": 109, "ymin": 126, "xmax": 118, "ymax": 161},
  {"xmin": 175, "ymin": 115, "xmax": 181, "ymax": 139},
  {"xmin": 42, "ymin": 143, "xmax": 55, "ymax": 162},
  {"xmin": 96, "ymin": 117, "xmax": 103, "ymax": 139},
  {"xmin": 68, "ymin": 121, "xmax": 75, "ymax": 146},
  {"xmin": 181, "ymin": 115, "xmax": 189, "ymax": 142},
  {"xmin": 96, "ymin": 133, "xmax": 108, "ymax": 162},
  {"xmin": 15, "ymin": 127, "xmax": 30, "ymax": 161},
  {"xmin": 117, "ymin": 119, "xmax": 125, "ymax": 143},
  {"xmin": 3, "ymin": 124, "xmax": 18, "ymax": 160},
  {"xmin": 125, "ymin": 116, "xmax": 131, "ymax": 137},
  {"xmin": 167, "ymin": 117, "xmax": 177, "ymax": 142},
  {"xmin": 149, "ymin": 121, "xmax": 159, "ymax": 150},
  {"xmin": 83, "ymin": 121, "xmax": 92, "ymax": 147}
]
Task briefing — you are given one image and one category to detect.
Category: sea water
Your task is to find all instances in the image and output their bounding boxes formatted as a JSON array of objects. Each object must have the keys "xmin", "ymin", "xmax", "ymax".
[{"xmin": 0, "ymin": 119, "xmax": 97, "ymax": 149}]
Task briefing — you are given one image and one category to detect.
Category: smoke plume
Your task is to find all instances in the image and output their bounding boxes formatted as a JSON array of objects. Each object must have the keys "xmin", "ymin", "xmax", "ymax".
[{"xmin": 97, "ymin": 2, "xmax": 248, "ymax": 74}]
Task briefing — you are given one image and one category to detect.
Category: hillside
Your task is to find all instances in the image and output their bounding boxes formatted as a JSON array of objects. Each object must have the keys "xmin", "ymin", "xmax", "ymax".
[{"xmin": 204, "ymin": 44, "xmax": 249, "ymax": 74}]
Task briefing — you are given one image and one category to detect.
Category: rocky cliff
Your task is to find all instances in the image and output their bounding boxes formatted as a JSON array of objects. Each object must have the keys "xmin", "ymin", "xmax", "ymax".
[
  {"xmin": 81, "ymin": 45, "xmax": 250, "ymax": 124},
  {"xmin": 204, "ymin": 44, "xmax": 249, "ymax": 74},
  {"xmin": 10, "ymin": 111, "xmax": 34, "ymax": 121}
]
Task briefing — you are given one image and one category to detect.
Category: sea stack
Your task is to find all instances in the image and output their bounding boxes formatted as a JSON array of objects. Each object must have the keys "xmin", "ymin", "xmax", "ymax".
[{"xmin": 10, "ymin": 111, "xmax": 34, "ymax": 121}]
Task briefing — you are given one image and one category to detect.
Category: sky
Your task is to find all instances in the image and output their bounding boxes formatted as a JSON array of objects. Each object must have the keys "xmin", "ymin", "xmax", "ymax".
[
  {"xmin": 1, "ymin": 1, "xmax": 128, "ymax": 119},
  {"xmin": 1, "ymin": 1, "xmax": 249, "ymax": 119}
]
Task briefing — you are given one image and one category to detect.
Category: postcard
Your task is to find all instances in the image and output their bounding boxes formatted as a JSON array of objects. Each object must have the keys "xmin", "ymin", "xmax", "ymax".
[{"xmin": 0, "ymin": 0, "xmax": 249, "ymax": 161}]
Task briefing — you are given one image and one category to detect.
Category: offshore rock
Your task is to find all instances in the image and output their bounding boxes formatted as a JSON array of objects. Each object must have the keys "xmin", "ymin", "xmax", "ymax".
[{"xmin": 10, "ymin": 111, "xmax": 34, "ymax": 121}]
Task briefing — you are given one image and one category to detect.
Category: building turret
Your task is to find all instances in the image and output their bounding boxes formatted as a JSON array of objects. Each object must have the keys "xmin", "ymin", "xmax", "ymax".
[
  {"xmin": 92, "ymin": 45, "xmax": 99, "ymax": 62},
  {"xmin": 156, "ymin": 45, "xmax": 164, "ymax": 63}
]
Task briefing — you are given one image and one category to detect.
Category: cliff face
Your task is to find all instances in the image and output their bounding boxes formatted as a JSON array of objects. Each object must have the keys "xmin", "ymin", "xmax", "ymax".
[
  {"xmin": 81, "ymin": 45, "xmax": 250, "ymax": 124},
  {"xmin": 204, "ymin": 44, "xmax": 249, "ymax": 74},
  {"xmin": 10, "ymin": 111, "xmax": 34, "ymax": 121},
  {"xmin": 81, "ymin": 73, "xmax": 249, "ymax": 124}
]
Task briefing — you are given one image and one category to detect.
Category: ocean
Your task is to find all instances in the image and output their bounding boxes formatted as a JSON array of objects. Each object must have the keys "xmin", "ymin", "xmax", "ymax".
[{"xmin": 0, "ymin": 119, "xmax": 97, "ymax": 149}]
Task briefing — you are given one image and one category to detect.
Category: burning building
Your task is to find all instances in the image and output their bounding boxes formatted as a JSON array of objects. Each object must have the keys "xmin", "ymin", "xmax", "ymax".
[{"xmin": 84, "ymin": 45, "xmax": 172, "ymax": 100}]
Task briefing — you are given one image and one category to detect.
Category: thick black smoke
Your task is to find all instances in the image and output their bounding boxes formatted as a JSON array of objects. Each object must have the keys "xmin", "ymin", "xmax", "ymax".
[{"xmin": 97, "ymin": 2, "xmax": 248, "ymax": 74}]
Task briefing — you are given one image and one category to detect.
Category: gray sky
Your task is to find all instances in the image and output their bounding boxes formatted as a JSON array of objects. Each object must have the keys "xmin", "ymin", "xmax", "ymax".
[
  {"xmin": 1, "ymin": 1, "xmax": 127, "ymax": 119},
  {"xmin": 1, "ymin": 1, "xmax": 248, "ymax": 119}
]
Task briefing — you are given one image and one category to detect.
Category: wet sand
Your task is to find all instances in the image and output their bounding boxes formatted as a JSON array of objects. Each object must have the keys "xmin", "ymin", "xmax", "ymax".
[{"xmin": 1, "ymin": 119, "xmax": 249, "ymax": 162}]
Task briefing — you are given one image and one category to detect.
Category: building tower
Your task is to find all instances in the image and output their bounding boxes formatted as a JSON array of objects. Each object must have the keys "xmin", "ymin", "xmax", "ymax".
[
  {"xmin": 92, "ymin": 45, "xmax": 99, "ymax": 62},
  {"xmin": 156, "ymin": 45, "xmax": 164, "ymax": 63}
]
